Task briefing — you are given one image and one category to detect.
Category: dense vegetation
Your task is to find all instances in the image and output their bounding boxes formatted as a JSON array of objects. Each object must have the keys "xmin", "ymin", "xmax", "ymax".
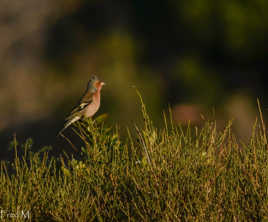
[{"xmin": 1, "ymin": 98, "xmax": 268, "ymax": 221}]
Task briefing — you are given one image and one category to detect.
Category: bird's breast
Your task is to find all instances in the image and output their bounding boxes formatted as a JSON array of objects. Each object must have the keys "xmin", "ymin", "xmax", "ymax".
[
  {"xmin": 84, "ymin": 92, "xmax": 101, "ymax": 118},
  {"xmin": 84, "ymin": 101, "xmax": 99, "ymax": 117}
]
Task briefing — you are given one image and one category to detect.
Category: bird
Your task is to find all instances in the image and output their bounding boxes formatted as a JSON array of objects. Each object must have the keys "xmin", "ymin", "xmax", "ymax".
[{"xmin": 58, "ymin": 75, "xmax": 105, "ymax": 135}]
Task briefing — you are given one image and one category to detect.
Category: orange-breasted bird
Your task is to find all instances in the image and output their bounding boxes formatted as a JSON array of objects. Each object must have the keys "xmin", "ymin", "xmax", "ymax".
[{"xmin": 59, "ymin": 75, "xmax": 105, "ymax": 135}]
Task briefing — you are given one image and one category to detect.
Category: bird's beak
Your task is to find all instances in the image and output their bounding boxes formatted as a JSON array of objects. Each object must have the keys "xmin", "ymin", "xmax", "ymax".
[{"xmin": 101, "ymin": 82, "xmax": 106, "ymax": 86}]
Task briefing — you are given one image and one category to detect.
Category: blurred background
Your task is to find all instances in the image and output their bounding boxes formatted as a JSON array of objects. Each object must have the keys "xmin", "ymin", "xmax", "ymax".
[{"xmin": 1, "ymin": 0, "xmax": 268, "ymax": 158}]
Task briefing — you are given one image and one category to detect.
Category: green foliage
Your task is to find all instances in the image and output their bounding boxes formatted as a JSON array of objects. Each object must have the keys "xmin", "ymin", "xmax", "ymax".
[{"xmin": 1, "ymin": 99, "xmax": 268, "ymax": 221}]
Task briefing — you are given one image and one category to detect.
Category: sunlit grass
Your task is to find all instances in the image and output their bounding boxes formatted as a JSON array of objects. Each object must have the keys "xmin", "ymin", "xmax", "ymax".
[{"xmin": 1, "ymin": 97, "xmax": 268, "ymax": 221}]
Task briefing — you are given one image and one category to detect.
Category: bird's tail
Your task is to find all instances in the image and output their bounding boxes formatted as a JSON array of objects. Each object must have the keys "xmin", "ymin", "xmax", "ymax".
[{"xmin": 58, "ymin": 116, "xmax": 81, "ymax": 136}]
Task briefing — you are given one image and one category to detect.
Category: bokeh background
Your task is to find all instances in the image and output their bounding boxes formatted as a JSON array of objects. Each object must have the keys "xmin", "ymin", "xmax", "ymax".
[{"xmin": 1, "ymin": 0, "xmax": 268, "ymax": 158}]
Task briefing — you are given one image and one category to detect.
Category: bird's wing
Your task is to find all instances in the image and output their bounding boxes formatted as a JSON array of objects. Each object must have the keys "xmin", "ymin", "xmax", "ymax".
[
  {"xmin": 65, "ymin": 91, "xmax": 94, "ymax": 121},
  {"xmin": 59, "ymin": 87, "xmax": 96, "ymax": 134},
  {"xmin": 65, "ymin": 103, "xmax": 88, "ymax": 120},
  {"xmin": 80, "ymin": 88, "xmax": 95, "ymax": 104},
  {"xmin": 59, "ymin": 101, "xmax": 89, "ymax": 134}
]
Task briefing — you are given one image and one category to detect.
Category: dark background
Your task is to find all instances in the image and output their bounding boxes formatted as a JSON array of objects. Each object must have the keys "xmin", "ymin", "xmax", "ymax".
[{"xmin": 0, "ymin": 0, "xmax": 267, "ymax": 158}]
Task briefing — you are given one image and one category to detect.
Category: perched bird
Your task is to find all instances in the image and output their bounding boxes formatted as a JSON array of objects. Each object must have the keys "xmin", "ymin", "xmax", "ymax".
[{"xmin": 59, "ymin": 75, "xmax": 105, "ymax": 135}]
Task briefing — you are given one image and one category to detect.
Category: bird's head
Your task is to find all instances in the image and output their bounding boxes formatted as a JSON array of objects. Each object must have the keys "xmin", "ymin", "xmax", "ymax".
[{"xmin": 88, "ymin": 75, "xmax": 105, "ymax": 92}]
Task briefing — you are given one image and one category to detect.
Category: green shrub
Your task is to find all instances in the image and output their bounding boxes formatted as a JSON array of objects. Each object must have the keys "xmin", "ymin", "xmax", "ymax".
[{"xmin": 1, "ymin": 98, "xmax": 268, "ymax": 221}]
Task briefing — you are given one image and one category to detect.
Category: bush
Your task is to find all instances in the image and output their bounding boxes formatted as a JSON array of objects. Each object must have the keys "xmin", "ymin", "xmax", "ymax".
[{"xmin": 1, "ymin": 98, "xmax": 268, "ymax": 221}]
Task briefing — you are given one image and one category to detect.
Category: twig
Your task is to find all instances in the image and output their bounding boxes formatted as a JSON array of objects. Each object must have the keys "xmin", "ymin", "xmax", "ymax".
[
  {"xmin": 257, "ymin": 98, "xmax": 267, "ymax": 148},
  {"xmin": 59, "ymin": 132, "xmax": 78, "ymax": 151}
]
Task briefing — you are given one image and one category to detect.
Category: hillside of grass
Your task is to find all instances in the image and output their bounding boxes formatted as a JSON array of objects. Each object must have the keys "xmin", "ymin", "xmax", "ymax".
[{"xmin": 1, "ymin": 97, "xmax": 268, "ymax": 221}]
